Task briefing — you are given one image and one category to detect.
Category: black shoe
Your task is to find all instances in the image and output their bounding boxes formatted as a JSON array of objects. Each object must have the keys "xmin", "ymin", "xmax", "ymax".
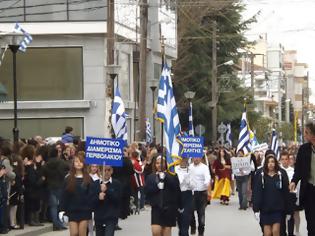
[
  {"xmin": 0, "ymin": 229, "xmax": 9, "ymax": 234},
  {"xmin": 190, "ymin": 228, "xmax": 196, "ymax": 235},
  {"xmin": 53, "ymin": 226, "xmax": 67, "ymax": 231},
  {"xmin": 115, "ymin": 225, "xmax": 122, "ymax": 231}
]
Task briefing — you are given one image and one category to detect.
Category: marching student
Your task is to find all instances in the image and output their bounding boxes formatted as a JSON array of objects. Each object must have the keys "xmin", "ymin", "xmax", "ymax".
[
  {"xmin": 212, "ymin": 148, "xmax": 232, "ymax": 205},
  {"xmin": 130, "ymin": 151, "xmax": 145, "ymax": 211},
  {"xmin": 253, "ymin": 150, "xmax": 291, "ymax": 236},
  {"xmin": 189, "ymin": 157, "xmax": 211, "ymax": 236},
  {"xmin": 145, "ymin": 155, "xmax": 181, "ymax": 236},
  {"xmin": 234, "ymin": 150, "xmax": 251, "ymax": 210},
  {"xmin": 88, "ymin": 164, "xmax": 102, "ymax": 236},
  {"xmin": 175, "ymin": 158, "xmax": 194, "ymax": 236},
  {"xmin": 59, "ymin": 152, "xmax": 96, "ymax": 236},
  {"xmin": 280, "ymin": 151, "xmax": 296, "ymax": 236},
  {"xmin": 94, "ymin": 165, "xmax": 122, "ymax": 236}
]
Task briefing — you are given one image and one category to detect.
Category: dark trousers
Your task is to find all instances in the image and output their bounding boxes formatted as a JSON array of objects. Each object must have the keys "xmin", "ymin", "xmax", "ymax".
[
  {"xmin": 235, "ymin": 175, "xmax": 249, "ymax": 209},
  {"xmin": 305, "ymin": 183, "xmax": 315, "ymax": 236},
  {"xmin": 178, "ymin": 191, "xmax": 193, "ymax": 236},
  {"xmin": 280, "ymin": 213, "xmax": 295, "ymax": 236},
  {"xmin": 190, "ymin": 191, "xmax": 207, "ymax": 235},
  {"xmin": 95, "ymin": 220, "xmax": 116, "ymax": 236}
]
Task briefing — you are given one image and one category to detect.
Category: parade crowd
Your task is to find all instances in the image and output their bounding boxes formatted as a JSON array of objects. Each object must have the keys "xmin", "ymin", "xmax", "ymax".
[{"xmin": 0, "ymin": 123, "xmax": 314, "ymax": 236}]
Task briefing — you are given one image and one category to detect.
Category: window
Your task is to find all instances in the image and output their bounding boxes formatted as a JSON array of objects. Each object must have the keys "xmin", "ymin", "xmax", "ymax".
[
  {"xmin": 0, "ymin": 0, "xmax": 107, "ymax": 22},
  {"xmin": 0, "ymin": 117, "xmax": 83, "ymax": 139},
  {"xmin": 154, "ymin": 63, "xmax": 161, "ymax": 80},
  {"xmin": 0, "ymin": 47, "xmax": 83, "ymax": 101},
  {"xmin": 119, "ymin": 52, "xmax": 131, "ymax": 100}
]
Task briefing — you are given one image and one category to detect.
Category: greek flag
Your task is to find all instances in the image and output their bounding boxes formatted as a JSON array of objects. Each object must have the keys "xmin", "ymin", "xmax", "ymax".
[
  {"xmin": 146, "ymin": 118, "xmax": 152, "ymax": 144},
  {"xmin": 236, "ymin": 108, "xmax": 252, "ymax": 155},
  {"xmin": 157, "ymin": 65, "xmax": 182, "ymax": 172},
  {"xmin": 226, "ymin": 123, "xmax": 232, "ymax": 147},
  {"xmin": 14, "ymin": 23, "xmax": 33, "ymax": 52},
  {"xmin": 188, "ymin": 102, "xmax": 194, "ymax": 136},
  {"xmin": 270, "ymin": 129, "xmax": 280, "ymax": 160},
  {"xmin": 111, "ymin": 85, "xmax": 128, "ymax": 143}
]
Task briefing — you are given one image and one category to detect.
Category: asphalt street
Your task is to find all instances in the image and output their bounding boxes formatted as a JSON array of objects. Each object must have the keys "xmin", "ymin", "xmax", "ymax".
[{"xmin": 8, "ymin": 195, "xmax": 307, "ymax": 236}]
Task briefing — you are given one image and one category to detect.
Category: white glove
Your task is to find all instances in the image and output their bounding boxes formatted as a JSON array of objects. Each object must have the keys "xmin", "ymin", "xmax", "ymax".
[
  {"xmin": 58, "ymin": 211, "xmax": 65, "ymax": 222},
  {"xmin": 254, "ymin": 212, "xmax": 260, "ymax": 222},
  {"xmin": 158, "ymin": 172, "xmax": 166, "ymax": 180},
  {"xmin": 157, "ymin": 182, "xmax": 164, "ymax": 190},
  {"xmin": 178, "ymin": 208, "xmax": 184, "ymax": 214},
  {"xmin": 286, "ymin": 215, "xmax": 291, "ymax": 221}
]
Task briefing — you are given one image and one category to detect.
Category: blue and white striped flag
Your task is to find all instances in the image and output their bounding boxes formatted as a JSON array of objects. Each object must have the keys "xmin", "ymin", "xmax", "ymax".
[
  {"xmin": 188, "ymin": 102, "xmax": 194, "ymax": 136},
  {"xmin": 14, "ymin": 23, "xmax": 32, "ymax": 52},
  {"xmin": 236, "ymin": 108, "xmax": 252, "ymax": 155},
  {"xmin": 270, "ymin": 129, "xmax": 280, "ymax": 160},
  {"xmin": 157, "ymin": 65, "xmax": 182, "ymax": 172},
  {"xmin": 111, "ymin": 86, "xmax": 128, "ymax": 143},
  {"xmin": 226, "ymin": 123, "xmax": 232, "ymax": 147},
  {"xmin": 146, "ymin": 118, "xmax": 152, "ymax": 144}
]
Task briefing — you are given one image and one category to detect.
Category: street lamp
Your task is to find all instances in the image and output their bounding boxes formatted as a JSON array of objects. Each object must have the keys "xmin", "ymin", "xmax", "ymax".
[
  {"xmin": 184, "ymin": 91, "xmax": 195, "ymax": 135},
  {"xmin": 150, "ymin": 85, "xmax": 157, "ymax": 139},
  {"xmin": 0, "ymin": 32, "xmax": 24, "ymax": 145},
  {"xmin": 210, "ymin": 59, "xmax": 234, "ymax": 144}
]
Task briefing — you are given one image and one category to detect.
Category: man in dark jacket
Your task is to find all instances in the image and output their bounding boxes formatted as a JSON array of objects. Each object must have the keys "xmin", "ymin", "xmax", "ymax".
[
  {"xmin": 290, "ymin": 121, "xmax": 315, "ymax": 236},
  {"xmin": 42, "ymin": 145, "xmax": 69, "ymax": 231},
  {"xmin": 94, "ymin": 166, "xmax": 122, "ymax": 236}
]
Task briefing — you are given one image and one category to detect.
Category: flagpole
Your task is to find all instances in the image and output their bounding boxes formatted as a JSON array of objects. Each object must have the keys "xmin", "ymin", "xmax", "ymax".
[{"xmin": 160, "ymin": 32, "xmax": 165, "ymax": 151}]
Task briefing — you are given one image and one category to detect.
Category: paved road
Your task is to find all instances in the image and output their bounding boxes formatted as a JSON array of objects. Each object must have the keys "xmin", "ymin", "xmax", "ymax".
[{"xmin": 10, "ymin": 195, "xmax": 307, "ymax": 236}]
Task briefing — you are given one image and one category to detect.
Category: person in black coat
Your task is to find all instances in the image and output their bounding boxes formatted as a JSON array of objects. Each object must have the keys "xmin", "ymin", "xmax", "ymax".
[
  {"xmin": 144, "ymin": 154, "xmax": 181, "ymax": 236},
  {"xmin": 94, "ymin": 165, "xmax": 122, "ymax": 236},
  {"xmin": 21, "ymin": 145, "xmax": 44, "ymax": 227},
  {"xmin": 112, "ymin": 149, "xmax": 134, "ymax": 221},
  {"xmin": 290, "ymin": 121, "xmax": 315, "ymax": 236},
  {"xmin": 253, "ymin": 150, "xmax": 292, "ymax": 236}
]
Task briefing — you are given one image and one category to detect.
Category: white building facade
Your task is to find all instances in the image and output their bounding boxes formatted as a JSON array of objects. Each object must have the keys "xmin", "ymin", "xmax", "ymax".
[{"xmin": 0, "ymin": 0, "xmax": 177, "ymax": 142}]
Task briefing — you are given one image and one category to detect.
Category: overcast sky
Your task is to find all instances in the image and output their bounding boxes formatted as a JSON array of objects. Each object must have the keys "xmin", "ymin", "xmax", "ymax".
[{"xmin": 242, "ymin": 0, "xmax": 315, "ymax": 103}]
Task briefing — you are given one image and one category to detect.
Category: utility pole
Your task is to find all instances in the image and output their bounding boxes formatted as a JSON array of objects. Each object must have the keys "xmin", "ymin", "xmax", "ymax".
[
  {"xmin": 107, "ymin": 0, "xmax": 114, "ymax": 66},
  {"xmin": 138, "ymin": 0, "xmax": 148, "ymax": 141},
  {"xmin": 250, "ymin": 53, "xmax": 255, "ymax": 96},
  {"xmin": 106, "ymin": 0, "xmax": 120, "ymax": 138},
  {"xmin": 211, "ymin": 20, "xmax": 217, "ymax": 143}
]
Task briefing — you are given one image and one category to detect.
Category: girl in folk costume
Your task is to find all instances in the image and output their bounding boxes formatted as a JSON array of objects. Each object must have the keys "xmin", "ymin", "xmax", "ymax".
[
  {"xmin": 130, "ymin": 151, "xmax": 145, "ymax": 210},
  {"xmin": 211, "ymin": 148, "xmax": 232, "ymax": 205},
  {"xmin": 59, "ymin": 152, "xmax": 97, "ymax": 236}
]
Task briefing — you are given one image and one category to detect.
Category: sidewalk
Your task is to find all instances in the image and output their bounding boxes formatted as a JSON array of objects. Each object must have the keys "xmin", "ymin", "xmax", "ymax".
[{"xmin": 7, "ymin": 223, "xmax": 54, "ymax": 236}]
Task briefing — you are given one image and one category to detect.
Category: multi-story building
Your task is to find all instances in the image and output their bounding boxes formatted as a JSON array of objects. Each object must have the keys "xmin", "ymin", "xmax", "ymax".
[
  {"xmin": 0, "ymin": 0, "xmax": 177, "ymax": 142},
  {"xmin": 284, "ymin": 50, "xmax": 309, "ymax": 124}
]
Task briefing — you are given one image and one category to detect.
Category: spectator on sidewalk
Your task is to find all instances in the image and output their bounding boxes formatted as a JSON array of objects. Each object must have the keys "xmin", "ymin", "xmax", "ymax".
[
  {"xmin": 61, "ymin": 126, "xmax": 74, "ymax": 144},
  {"xmin": 42, "ymin": 145, "xmax": 69, "ymax": 231}
]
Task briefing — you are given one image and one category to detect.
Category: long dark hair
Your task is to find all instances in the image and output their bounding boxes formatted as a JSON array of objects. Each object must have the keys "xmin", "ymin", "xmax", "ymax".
[
  {"xmin": 151, "ymin": 154, "xmax": 167, "ymax": 173},
  {"xmin": 216, "ymin": 148, "xmax": 230, "ymax": 163},
  {"xmin": 66, "ymin": 151, "xmax": 91, "ymax": 193},
  {"xmin": 263, "ymin": 151, "xmax": 280, "ymax": 175}
]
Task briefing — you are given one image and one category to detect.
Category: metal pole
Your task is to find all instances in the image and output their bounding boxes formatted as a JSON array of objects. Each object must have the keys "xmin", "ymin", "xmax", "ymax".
[
  {"xmin": 211, "ymin": 20, "xmax": 217, "ymax": 143},
  {"xmin": 151, "ymin": 87, "xmax": 156, "ymax": 137},
  {"xmin": 10, "ymin": 45, "xmax": 19, "ymax": 145},
  {"xmin": 138, "ymin": 0, "xmax": 148, "ymax": 141}
]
